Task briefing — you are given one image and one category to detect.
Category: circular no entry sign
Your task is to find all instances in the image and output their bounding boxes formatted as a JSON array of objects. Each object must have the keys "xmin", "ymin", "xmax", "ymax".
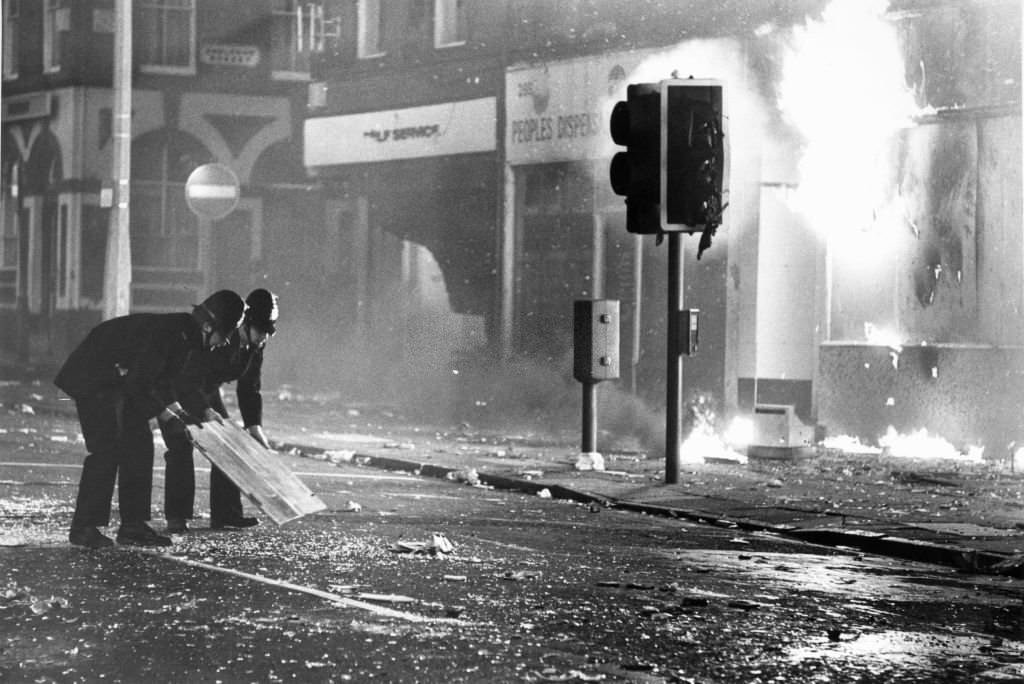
[{"xmin": 185, "ymin": 163, "xmax": 240, "ymax": 220}]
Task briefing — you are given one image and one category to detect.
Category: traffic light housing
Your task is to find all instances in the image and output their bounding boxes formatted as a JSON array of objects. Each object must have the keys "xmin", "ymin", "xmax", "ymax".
[
  {"xmin": 609, "ymin": 83, "xmax": 662, "ymax": 234},
  {"xmin": 661, "ymin": 79, "xmax": 728, "ymax": 255}
]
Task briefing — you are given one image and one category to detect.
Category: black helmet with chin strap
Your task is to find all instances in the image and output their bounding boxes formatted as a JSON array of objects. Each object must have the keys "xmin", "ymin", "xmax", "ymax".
[
  {"xmin": 194, "ymin": 290, "xmax": 246, "ymax": 335},
  {"xmin": 244, "ymin": 288, "xmax": 279, "ymax": 334}
]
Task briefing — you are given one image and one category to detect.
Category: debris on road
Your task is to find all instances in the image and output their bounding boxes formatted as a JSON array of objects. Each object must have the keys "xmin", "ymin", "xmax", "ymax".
[
  {"xmin": 447, "ymin": 467, "xmax": 481, "ymax": 486},
  {"xmin": 389, "ymin": 533, "xmax": 454, "ymax": 556},
  {"xmin": 499, "ymin": 570, "xmax": 542, "ymax": 581},
  {"xmin": 329, "ymin": 448, "xmax": 358, "ymax": 464}
]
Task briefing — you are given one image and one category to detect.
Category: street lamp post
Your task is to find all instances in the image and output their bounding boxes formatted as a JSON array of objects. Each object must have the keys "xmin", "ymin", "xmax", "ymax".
[{"xmin": 102, "ymin": 0, "xmax": 132, "ymax": 319}]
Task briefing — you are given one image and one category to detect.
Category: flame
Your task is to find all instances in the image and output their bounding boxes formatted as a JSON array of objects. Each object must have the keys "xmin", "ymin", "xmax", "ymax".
[
  {"xmin": 821, "ymin": 434, "xmax": 881, "ymax": 454},
  {"xmin": 678, "ymin": 404, "xmax": 748, "ymax": 464},
  {"xmin": 679, "ymin": 421, "xmax": 748, "ymax": 465},
  {"xmin": 778, "ymin": 0, "xmax": 920, "ymax": 252},
  {"xmin": 878, "ymin": 426, "xmax": 984, "ymax": 463}
]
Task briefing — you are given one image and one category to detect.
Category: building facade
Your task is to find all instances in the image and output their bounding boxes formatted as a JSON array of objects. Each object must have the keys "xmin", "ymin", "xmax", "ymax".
[
  {"xmin": 1, "ymin": 0, "xmax": 315, "ymax": 368},
  {"xmin": 2, "ymin": 0, "xmax": 1020, "ymax": 452}
]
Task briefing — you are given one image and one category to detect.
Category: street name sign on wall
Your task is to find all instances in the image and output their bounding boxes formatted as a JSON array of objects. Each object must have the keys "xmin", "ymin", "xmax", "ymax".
[{"xmin": 185, "ymin": 163, "xmax": 240, "ymax": 220}]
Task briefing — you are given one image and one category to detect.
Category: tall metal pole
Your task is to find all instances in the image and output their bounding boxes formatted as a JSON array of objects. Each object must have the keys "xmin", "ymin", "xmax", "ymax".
[
  {"xmin": 665, "ymin": 232, "xmax": 683, "ymax": 483},
  {"xmin": 630, "ymin": 234, "xmax": 643, "ymax": 395},
  {"xmin": 103, "ymin": 0, "xmax": 132, "ymax": 319}
]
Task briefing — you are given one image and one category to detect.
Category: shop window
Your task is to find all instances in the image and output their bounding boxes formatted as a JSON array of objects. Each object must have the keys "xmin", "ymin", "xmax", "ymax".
[
  {"xmin": 516, "ymin": 163, "xmax": 595, "ymax": 355},
  {"xmin": 137, "ymin": 0, "xmax": 196, "ymax": 74},
  {"xmin": 270, "ymin": 0, "xmax": 313, "ymax": 76},
  {"xmin": 434, "ymin": 0, "xmax": 466, "ymax": 48},
  {"xmin": 357, "ymin": 0, "xmax": 385, "ymax": 58},
  {"xmin": 3, "ymin": 0, "xmax": 19, "ymax": 80},
  {"xmin": 44, "ymin": 0, "xmax": 70, "ymax": 73}
]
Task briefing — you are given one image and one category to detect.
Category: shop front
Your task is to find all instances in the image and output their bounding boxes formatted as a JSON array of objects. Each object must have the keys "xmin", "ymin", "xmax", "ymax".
[
  {"xmin": 302, "ymin": 97, "xmax": 498, "ymax": 396},
  {"xmin": 503, "ymin": 51, "xmax": 731, "ymax": 410}
]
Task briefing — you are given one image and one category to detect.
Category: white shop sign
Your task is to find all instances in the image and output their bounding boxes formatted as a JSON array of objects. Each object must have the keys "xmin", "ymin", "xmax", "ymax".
[
  {"xmin": 304, "ymin": 97, "xmax": 496, "ymax": 167},
  {"xmin": 505, "ymin": 50, "xmax": 656, "ymax": 165}
]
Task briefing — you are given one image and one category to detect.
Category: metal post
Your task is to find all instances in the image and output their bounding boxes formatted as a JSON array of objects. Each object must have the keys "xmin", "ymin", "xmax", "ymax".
[
  {"xmin": 581, "ymin": 381, "xmax": 597, "ymax": 453},
  {"xmin": 103, "ymin": 0, "xmax": 132, "ymax": 319},
  {"xmin": 665, "ymin": 232, "xmax": 683, "ymax": 484},
  {"xmin": 631, "ymin": 233, "xmax": 643, "ymax": 396}
]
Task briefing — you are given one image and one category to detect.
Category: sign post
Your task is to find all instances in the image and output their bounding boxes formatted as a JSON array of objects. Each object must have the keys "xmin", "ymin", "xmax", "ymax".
[{"xmin": 185, "ymin": 163, "xmax": 240, "ymax": 220}]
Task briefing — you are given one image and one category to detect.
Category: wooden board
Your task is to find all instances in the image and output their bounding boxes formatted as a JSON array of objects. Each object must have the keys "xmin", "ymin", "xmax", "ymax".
[{"xmin": 189, "ymin": 420, "xmax": 327, "ymax": 525}]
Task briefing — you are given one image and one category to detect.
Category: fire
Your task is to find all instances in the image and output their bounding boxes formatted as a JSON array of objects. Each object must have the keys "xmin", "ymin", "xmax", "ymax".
[
  {"xmin": 679, "ymin": 415, "xmax": 748, "ymax": 465},
  {"xmin": 778, "ymin": 0, "xmax": 920, "ymax": 252},
  {"xmin": 821, "ymin": 434, "xmax": 881, "ymax": 455},
  {"xmin": 878, "ymin": 426, "xmax": 984, "ymax": 463}
]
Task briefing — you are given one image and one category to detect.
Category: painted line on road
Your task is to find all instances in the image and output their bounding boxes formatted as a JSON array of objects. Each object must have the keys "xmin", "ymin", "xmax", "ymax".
[
  {"xmin": 380, "ymin": 492, "xmax": 464, "ymax": 500},
  {"xmin": 0, "ymin": 461, "xmax": 415, "ymax": 481},
  {"xmin": 128, "ymin": 547, "xmax": 471, "ymax": 625}
]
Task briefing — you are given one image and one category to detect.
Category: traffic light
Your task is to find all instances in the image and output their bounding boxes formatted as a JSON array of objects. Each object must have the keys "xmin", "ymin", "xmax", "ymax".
[
  {"xmin": 609, "ymin": 83, "xmax": 662, "ymax": 234},
  {"xmin": 661, "ymin": 79, "xmax": 728, "ymax": 257}
]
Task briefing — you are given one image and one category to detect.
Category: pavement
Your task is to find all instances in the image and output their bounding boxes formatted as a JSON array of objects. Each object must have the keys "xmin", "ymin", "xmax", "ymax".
[{"xmin": 3, "ymin": 375, "xmax": 1024, "ymax": 577}]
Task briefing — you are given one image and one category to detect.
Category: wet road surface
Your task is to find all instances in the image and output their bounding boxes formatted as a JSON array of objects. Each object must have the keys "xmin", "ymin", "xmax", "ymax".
[{"xmin": 3, "ymin": 437, "xmax": 1024, "ymax": 683}]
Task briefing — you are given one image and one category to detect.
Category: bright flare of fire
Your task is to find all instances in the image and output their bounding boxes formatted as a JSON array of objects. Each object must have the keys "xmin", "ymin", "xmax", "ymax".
[
  {"xmin": 878, "ymin": 426, "xmax": 984, "ymax": 463},
  {"xmin": 778, "ymin": 0, "xmax": 920, "ymax": 251},
  {"xmin": 679, "ymin": 415, "xmax": 748, "ymax": 465},
  {"xmin": 821, "ymin": 434, "xmax": 881, "ymax": 455}
]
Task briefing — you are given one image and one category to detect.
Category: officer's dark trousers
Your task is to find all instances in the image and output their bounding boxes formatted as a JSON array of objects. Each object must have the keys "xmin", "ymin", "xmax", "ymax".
[
  {"xmin": 71, "ymin": 395, "xmax": 154, "ymax": 528},
  {"xmin": 162, "ymin": 425, "xmax": 244, "ymax": 521}
]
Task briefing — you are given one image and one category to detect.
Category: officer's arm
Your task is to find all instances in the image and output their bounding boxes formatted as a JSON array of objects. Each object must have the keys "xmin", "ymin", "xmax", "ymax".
[{"xmin": 237, "ymin": 350, "xmax": 264, "ymax": 429}]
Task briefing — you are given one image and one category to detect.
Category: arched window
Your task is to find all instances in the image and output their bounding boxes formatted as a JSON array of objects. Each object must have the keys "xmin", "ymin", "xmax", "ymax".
[{"xmin": 131, "ymin": 130, "xmax": 212, "ymax": 270}]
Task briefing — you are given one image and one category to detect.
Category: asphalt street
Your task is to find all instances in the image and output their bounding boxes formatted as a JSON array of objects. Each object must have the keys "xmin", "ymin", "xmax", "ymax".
[{"xmin": 1, "ymin": 391, "xmax": 1024, "ymax": 683}]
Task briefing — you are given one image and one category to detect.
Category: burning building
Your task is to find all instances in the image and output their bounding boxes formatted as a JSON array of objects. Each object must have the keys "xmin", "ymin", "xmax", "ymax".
[{"xmin": 1, "ymin": 0, "xmax": 1020, "ymax": 456}]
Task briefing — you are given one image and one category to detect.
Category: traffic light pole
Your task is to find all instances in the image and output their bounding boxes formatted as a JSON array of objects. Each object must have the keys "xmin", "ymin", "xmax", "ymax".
[{"xmin": 665, "ymin": 232, "xmax": 683, "ymax": 484}]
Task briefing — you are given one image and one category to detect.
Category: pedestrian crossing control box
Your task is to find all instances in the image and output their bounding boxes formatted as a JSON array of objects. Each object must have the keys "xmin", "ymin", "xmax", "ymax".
[{"xmin": 573, "ymin": 299, "xmax": 620, "ymax": 383}]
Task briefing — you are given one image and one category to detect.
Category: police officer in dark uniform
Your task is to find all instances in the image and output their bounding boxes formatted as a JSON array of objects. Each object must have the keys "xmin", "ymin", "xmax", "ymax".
[
  {"xmin": 56, "ymin": 290, "xmax": 247, "ymax": 549},
  {"xmin": 163, "ymin": 288, "xmax": 280, "ymax": 533}
]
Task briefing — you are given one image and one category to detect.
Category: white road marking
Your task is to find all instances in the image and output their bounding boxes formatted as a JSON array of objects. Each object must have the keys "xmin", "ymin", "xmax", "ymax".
[
  {"xmin": 0, "ymin": 461, "xmax": 415, "ymax": 481},
  {"xmin": 127, "ymin": 547, "xmax": 469, "ymax": 625},
  {"xmin": 380, "ymin": 492, "xmax": 463, "ymax": 500}
]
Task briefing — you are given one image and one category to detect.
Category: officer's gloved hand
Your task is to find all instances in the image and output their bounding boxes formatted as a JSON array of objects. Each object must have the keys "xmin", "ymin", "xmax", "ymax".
[
  {"xmin": 201, "ymin": 408, "xmax": 225, "ymax": 424},
  {"xmin": 159, "ymin": 403, "xmax": 194, "ymax": 434},
  {"xmin": 245, "ymin": 425, "xmax": 271, "ymax": 449}
]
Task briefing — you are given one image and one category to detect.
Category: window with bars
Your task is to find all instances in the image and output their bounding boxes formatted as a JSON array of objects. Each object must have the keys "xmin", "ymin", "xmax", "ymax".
[
  {"xmin": 136, "ymin": 0, "xmax": 195, "ymax": 73},
  {"xmin": 270, "ymin": 0, "xmax": 312, "ymax": 74},
  {"xmin": 434, "ymin": 0, "xmax": 466, "ymax": 48},
  {"xmin": 3, "ymin": 0, "xmax": 19, "ymax": 79},
  {"xmin": 357, "ymin": 0, "xmax": 385, "ymax": 58}
]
